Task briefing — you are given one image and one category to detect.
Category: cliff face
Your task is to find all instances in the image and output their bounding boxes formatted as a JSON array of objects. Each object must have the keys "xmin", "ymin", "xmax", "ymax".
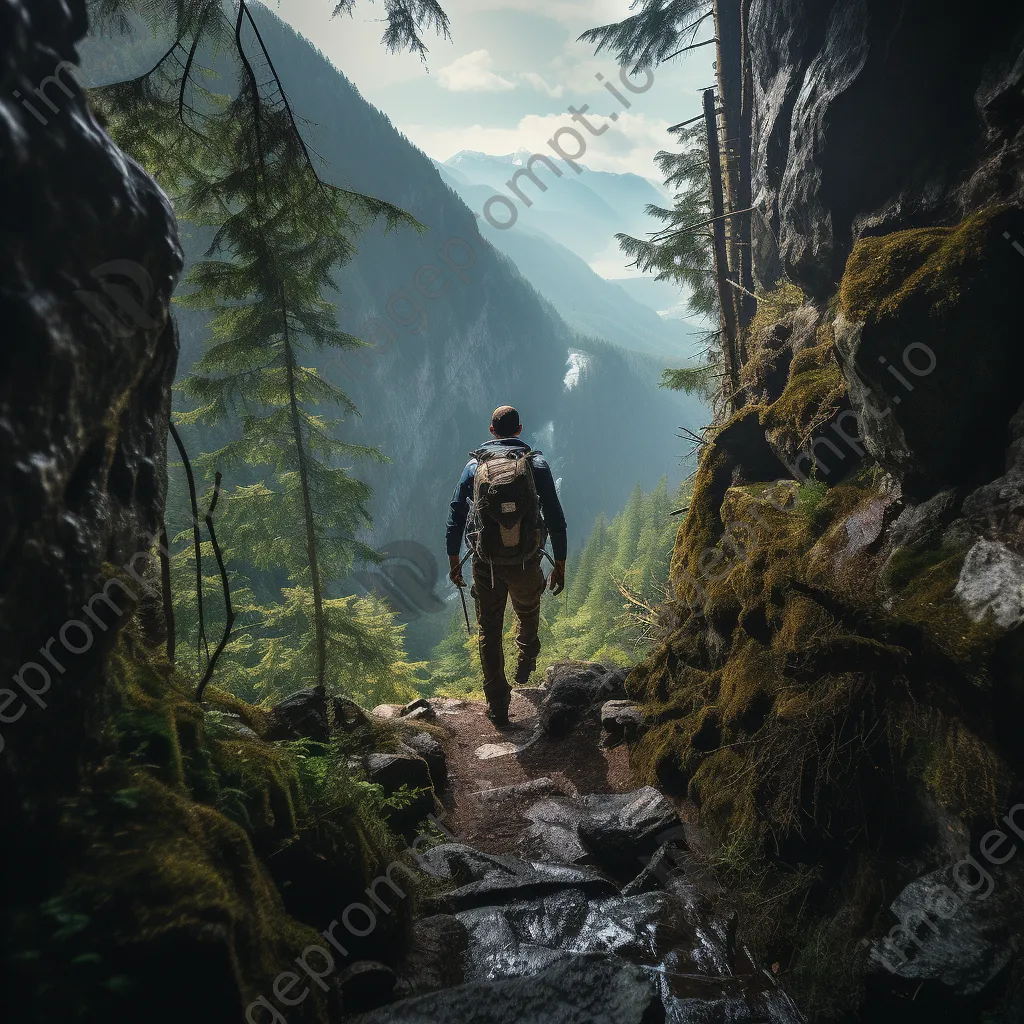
[
  {"xmin": 629, "ymin": 4, "xmax": 1024, "ymax": 1019},
  {"xmin": 0, "ymin": 0, "xmax": 181, "ymax": 779},
  {"xmin": 751, "ymin": 0, "xmax": 1024, "ymax": 296}
]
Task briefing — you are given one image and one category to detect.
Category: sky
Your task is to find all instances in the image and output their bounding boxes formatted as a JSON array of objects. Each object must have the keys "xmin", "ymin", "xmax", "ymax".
[{"xmin": 273, "ymin": 0, "xmax": 717, "ymax": 181}]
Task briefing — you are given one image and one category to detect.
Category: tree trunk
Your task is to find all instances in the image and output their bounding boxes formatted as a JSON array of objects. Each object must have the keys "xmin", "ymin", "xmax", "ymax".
[
  {"xmin": 737, "ymin": 0, "xmax": 757, "ymax": 332},
  {"xmin": 704, "ymin": 88, "xmax": 741, "ymax": 411},
  {"xmin": 713, "ymin": 0, "xmax": 743, "ymax": 281},
  {"xmin": 282, "ymin": 295, "xmax": 327, "ymax": 695}
]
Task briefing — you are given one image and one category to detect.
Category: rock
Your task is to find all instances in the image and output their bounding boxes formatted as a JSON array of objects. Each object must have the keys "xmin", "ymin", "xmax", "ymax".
[
  {"xmin": 265, "ymin": 688, "xmax": 328, "ymax": 743},
  {"xmin": 332, "ymin": 696, "xmax": 370, "ymax": 731},
  {"xmin": 414, "ymin": 843, "xmax": 618, "ymax": 912},
  {"xmin": 371, "ymin": 704, "xmax": 404, "ymax": 719},
  {"xmin": 835, "ymin": 208, "xmax": 1024, "ymax": 497},
  {"xmin": 750, "ymin": 1, "xmax": 1024, "ymax": 297},
  {"xmin": 474, "ymin": 741, "xmax": 522, "ymax": 760},
  {"xmin": 398, "ymin": 698, "xmax": 435, "ymax": 722},
  {"xmin": 339, "ymin": 961, "xmax": 398, "ymax": 1014},
  {"xmin": 868, "ymin": 862, "xmax": 1023, "ymax": 996},
  {"xmin": 953, "ymin": 539, "xmax": 1024, "ymax": 629},
  {"xmin": 205, "ymin": 711, "xmax": 261, "ymax": 742},
  {"xmin": 539, "ymin": 663, "xmax": 629, "ymax": 737},
  {"xmin": 392, "ymin": 915, "xmax": 468, "ymax": 999},
  {"xmin": 457, "ymin": 890, "xmax": 666, "ymax": 980},
  {"xmin": 0, "ymin": 0, "xmax": 182, "ymax": 775},
  {"xmin": 600, "ymin": 700, "xmax": 648, "ymax": 748},
  {"xmin": 886, "ymin": 489, "xmax": 956, "ymax": 553},
  {"xmin": 475, "ymin": 777, "xmax": 560, "ymax": 804},
  {"xmin": 400, "ymin": 731, "xmax": 448, "ymax": 791},
  {"xmin": 351, "ymin": 955, "xmax": 663, "ymax": 1024},
  {"xmin": 367, "ymin": 752, "xmax": 433, "ymax": 795},
  {"xmin": 524, "ymin": 789, "xmax": 681, "ymax": 878}
]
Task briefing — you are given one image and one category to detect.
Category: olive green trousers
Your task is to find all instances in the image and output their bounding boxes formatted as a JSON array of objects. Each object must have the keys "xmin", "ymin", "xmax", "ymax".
[{"xmin": 471, "ymin": 556, "xmax": 545, "ymax": 711}]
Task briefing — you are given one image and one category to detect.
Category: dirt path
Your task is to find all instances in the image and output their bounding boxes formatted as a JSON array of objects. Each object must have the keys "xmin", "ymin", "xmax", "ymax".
[{"xmin": 432, "ymin": 688, "xmax": 636, "ymax": 857}]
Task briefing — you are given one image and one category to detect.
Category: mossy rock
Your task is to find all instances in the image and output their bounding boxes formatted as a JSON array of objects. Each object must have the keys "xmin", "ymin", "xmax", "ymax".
[{"xmin": 836, "ymin": 205, "xmax": 1024, "ymax": 496}]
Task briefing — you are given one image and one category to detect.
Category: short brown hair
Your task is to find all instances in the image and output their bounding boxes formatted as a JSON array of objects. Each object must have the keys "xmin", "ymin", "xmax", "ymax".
[{"xmin": 491, "ymin": 405, "xmax": 521, "ymax": 437}]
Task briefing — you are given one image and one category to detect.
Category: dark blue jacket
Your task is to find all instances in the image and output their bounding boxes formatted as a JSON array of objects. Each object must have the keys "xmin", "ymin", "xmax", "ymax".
[{"xmin": 446, "ymin": 437, "xmax": 567, "ymax": 561}]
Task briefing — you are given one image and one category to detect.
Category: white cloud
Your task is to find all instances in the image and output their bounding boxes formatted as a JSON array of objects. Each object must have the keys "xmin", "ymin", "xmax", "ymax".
[
  {"xmin": 407, "ymin": 109, "xmax": 673, "ymax": 179},
  {"xmin": 438, "ymin": 49, "xmax": 516, "ymax": 92},
  {"xmin": 520, "ymin": 72, "xmax": 564, "ymax": 98}
]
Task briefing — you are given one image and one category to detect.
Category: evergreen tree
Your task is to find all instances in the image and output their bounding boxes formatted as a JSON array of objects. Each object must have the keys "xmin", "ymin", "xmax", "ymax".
[{"xmin": 90, "ymin": 0, "xmax": 451, "ymax": 704}]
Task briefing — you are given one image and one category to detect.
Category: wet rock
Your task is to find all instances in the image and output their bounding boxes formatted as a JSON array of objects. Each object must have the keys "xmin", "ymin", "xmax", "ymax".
[
  {"xmin": 954, "ymin": 539, "xmax": 1024, "ymax": 629},
  {"xmin": 400, "ymin": 730, "xmax": 447, "ymax": 791},
  {"xmin": 539, "ymin": 663, "xmax": 629, "ymax": 737},
  {"xmin": 0, "ymin": 0, "xmax": 182, "ymax": 773},
  {"xmin": 524, "ymin": 788, "xmax": 681, "ymax": 877},
  {"xmin": 266, "ymin": 688, "xmax": 329, "ymax": 742},
  {"xmin": 868, "ymin": 862, "xmax": 1023, "ymax": 996},
  {"xmin": 886, "ymin": 489, "xmax": 956, "ymax": 552},
  {"xmin": 392, "ymin": 914, "xmax": 468, "ymax": 999},
  {"xmin": 351, "ymin": 955, "xmax": 663, "ymax": 1024},
  {"xmin": 600, "ymin": 700, "xmax": 648, "ymax": 748},
  {"xmin": 339, "ymin": 961, "xmax": 397, "ymax": 1014},
  {"xmin": 415, "ymin": 843, "xmax": 618, "ymax": 912},
  {"xmin": 458, "ymin": 890, "xmax": 665, "ymax": 980}
]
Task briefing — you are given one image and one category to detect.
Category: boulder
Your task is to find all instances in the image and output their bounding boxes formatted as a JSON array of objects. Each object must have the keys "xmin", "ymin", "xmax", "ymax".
[
  {"xmin": 523, "ymin": 789, "xmax": 682, "ymax": 878},
  {"xmin": 392, "ymin": 915, "xmax": 468, "ymax": 999},
  {"xmin": 953, "ymin": 539, "xmax": 1024, "ymax": 629},
  {"xmin": 400, "ymin": 731, "xmax": 448, "ymax": 792},
  {"xmin": 366, "ymin": 753, "xmax": 435, "ymax": 831},
  {"xmin": 351, "ymin": 955, "xmax": 663, "ymax": 1024},
  {"xmin": 835, "ymin": 208, "xmax": 1024, "ymax": 497},
  {"xmin": 457, "ymin": 890, "xmax": 665, "ymax": 979},
  {"xmin": 371, "ymin": 704, "xmax": 404, "ymax": 719},
  {"xmin": 367, "ymin": 752, "xmax": 433, "ymax": 795},
  {"xmin": 414, "ymin": 843, "xmax": 618, "ymax": 912},
  {"xmin": 339, "ymin": 961, "xmax": 398, "ymax": 1015},
  {"xmin": 538, "ymin": 663, "xmax": 629, "ymax": 737},
  {"xmin": 398, "ymin": 697, "xmax": 436, "ymax": 723},
  {"xmin": 266, "ymin": 688, "xmax": 328, "ymax": 742},
  {"xmin": 868, "ymin": 862, "xmax": 1023, "ymax": 996},
  {"xmin": 600, "ymin": 700, "xmax": 648, "ymax": 748},
  {"xmin": 332, "ymin": 696, "xmax": 370, "ymax": 731}
]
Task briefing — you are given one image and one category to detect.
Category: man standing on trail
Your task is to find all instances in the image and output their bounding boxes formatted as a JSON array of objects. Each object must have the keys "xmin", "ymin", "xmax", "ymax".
[{"xmin": 446, "ymin": 406, "xmax": 567, "ymax": 728}]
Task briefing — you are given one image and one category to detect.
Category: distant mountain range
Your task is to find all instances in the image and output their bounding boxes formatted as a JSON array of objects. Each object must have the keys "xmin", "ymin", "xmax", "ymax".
[
  {"xmin": 79, "ymin": 8, "xmax": 710, "ymax": 655},
  {"xmin": 435, "ymin": 151, "xmax": 706, "ymax": 359}
]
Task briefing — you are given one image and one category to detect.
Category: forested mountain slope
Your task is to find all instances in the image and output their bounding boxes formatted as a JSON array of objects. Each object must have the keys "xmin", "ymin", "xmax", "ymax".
[{"xmin": 153, "ymin": 7, "xmax": 708, "ymax": 569}]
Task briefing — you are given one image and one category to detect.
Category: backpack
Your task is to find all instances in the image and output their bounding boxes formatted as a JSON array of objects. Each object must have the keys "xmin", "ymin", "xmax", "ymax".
[{"xmin": 466, "ymin": 447, "xmax": 546, "ymax": 565}]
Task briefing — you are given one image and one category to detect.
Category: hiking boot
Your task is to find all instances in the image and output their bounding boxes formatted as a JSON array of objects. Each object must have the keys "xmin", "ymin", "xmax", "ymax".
[
  {"xmin": 514, "ymin": 662, "xmax": 535, "ymax": 686},
  {"xmin": 486, "ymin": 706, "xmax": 511, "ymax": 729}
]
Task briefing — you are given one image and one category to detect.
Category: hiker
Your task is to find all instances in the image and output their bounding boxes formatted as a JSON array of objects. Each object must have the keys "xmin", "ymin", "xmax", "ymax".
[{"xmin": 446, "ymin": 406, "xmax": 567, "ymax": 728}]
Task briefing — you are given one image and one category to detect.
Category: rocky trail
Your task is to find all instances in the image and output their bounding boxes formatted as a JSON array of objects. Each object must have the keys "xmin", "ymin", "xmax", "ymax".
[{"xmin": 352, "ymin": 663, "xmax": 805, "ymax": 1023}]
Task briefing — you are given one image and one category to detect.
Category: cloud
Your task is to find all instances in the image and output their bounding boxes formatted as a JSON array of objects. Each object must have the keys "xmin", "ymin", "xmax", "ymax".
[
  {"xmin": 437, "ymin": 50, "xmax": 516, "ymax": 92},
  {"xmin": 520, "ymin": 72, "xmax": 564, "ymax": 98},
  {"xmin": 405, "ymin": 109, "xmax": 674, "ymax": 179}
]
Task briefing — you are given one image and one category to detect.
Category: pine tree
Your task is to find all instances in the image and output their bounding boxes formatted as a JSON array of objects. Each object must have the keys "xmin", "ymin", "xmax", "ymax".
[{"xmin": 91, "ymin": 0, "xmax": 451, "ymax": 703}]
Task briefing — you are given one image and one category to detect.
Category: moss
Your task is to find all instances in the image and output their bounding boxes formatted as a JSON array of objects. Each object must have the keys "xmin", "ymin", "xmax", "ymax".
[
  {"xmin": 748, "ymin": 281, "xmax": 806, "ymax": 341},
  {"xmin": 760, "ymin": 339, "xmax": 846, "ymax": 457},
  {"xmin": 839, "ymin": 207, "xmax": 1005, "ymax": 323},
  {"xmin": 8, "ymin": 623, "xmax": 430, "ymax": 1021}
]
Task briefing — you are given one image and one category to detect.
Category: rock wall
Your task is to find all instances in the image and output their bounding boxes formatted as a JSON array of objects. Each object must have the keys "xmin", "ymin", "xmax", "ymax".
[
  {"xmin": 629, "ymin": 5, "xmax": 1024, "ymax": 1019},
  {"xmin": 750, "ymin": 0, "xmax": 1024, "ymax": 296},
  {"xmin": 0, "ymin": 0, "xmax": 181, "ymax": 772}
]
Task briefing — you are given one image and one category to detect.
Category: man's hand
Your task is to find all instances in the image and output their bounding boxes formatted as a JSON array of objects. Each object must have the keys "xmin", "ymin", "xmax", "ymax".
[
  {"xmin": 449, "ymin": 555, "xmax": 466, "ymax": 588},
  {"xmin": 547, "ymin": 559, "xmax": 566, "ymax": 595}
]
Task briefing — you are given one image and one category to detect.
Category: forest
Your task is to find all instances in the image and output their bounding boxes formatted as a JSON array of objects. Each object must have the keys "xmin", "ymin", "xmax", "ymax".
[{"xmin": 3, "ymin": 1, "xmax": 1024, "ymax": 1022}]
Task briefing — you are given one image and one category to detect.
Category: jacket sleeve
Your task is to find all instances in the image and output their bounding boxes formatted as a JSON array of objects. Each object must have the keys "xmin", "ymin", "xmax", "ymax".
[
  {"xmin": 531, "ymin": 455, "xmax": 567, "ymax": 561},
  {"xmin": 445, "ymin": 462, "xmax": 475, "ymax": 558}
]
